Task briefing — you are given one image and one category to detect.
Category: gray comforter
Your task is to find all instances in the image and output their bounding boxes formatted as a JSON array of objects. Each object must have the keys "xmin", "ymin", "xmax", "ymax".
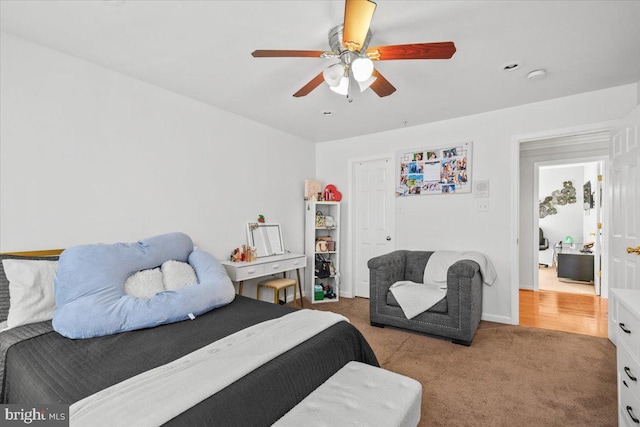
[{"xmin": 1, "ymin": 296, "xmax": 378, "ymax": 426}]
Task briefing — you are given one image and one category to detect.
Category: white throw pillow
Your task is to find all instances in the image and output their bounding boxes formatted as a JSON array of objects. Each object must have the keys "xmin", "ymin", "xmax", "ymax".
[
  {"xmin": 2, "ymin": 259, "xmax": 58, "ymax": 329},
  {"xmin": 122, "ymin": 261, "xmax": 197, "ymax": 298},
  {"xmin": 161, "ymin": 260, "xmax": 198, "ymax": 291},
  {"xmin": 124, "ymin": 268, "xmax": 164, "ymax": 298}
]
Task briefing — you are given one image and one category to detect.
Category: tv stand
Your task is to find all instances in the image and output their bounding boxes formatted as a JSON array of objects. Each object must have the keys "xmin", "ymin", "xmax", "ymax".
[{"xmin": 557, "ymin": 247, "xmax": 594, "ymax": 282}]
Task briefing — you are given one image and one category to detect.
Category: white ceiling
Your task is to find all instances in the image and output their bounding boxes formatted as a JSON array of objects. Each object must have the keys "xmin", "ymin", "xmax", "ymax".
[{"xmin": 2, "ymin": 0, "xmax": 640, "ymax": 143}]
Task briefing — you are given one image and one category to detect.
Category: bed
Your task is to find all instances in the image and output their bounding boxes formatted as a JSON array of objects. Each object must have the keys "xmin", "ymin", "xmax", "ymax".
[{"xmin": 0, "ymin": 250, "xmax": 378, "ymax": 426}]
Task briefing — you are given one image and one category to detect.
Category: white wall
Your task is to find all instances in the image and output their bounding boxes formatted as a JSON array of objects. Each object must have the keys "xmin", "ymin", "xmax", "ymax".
[
  {"xmin": 0, "ymin": 34, "xmax": 315, "ymax": 276},
  {"xmin": 316, "ymin": 83, "xmax": 637, "ymax": 324},
  {"xmin": 2, "ymin": 32, "xmax": 638, "ymax": 320}
]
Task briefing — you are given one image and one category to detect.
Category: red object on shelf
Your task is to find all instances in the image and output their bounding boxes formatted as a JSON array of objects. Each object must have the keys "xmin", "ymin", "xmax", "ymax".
[{"xmin": 324, "ymin": 184, "xmax": 342, "ymax": 202}]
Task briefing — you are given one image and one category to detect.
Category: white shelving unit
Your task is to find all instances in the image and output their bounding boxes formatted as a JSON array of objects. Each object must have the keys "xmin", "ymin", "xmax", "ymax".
[{"xmin": 305, "ymin": 201, "xmax": 340, "ymax": 304}]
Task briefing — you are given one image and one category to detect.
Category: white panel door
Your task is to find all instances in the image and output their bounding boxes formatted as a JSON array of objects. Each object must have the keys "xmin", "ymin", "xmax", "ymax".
[
  {"xmin": 609, "ymin": 106, "xmax": 640, "ymax": 342},
  {"xmin": 353, "ymin": 158, "xmax": 395, "ymax": 298}
]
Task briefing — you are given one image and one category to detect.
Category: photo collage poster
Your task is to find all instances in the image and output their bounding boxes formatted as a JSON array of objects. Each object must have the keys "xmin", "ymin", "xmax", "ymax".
[{"xmin": 396, "ymin": 141, "xmax": 472, "ymax": 196}]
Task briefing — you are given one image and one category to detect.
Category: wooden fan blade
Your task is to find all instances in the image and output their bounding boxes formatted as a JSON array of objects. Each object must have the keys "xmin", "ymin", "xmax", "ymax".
[
  {"xmin": 343, "ymin": 0, "xmax": 377, "ymax": 51},
  {"xmin": 293, "ymin": 72, "xmax": 325, "ymax": 97},
  {"xmin": 252, "ymin": 50, "xmax": 327, "ymax": 58},
  {"xmin": 369, "ymin": 69, "xmax": 396, "ymax": 97},
  {"xmin": 366, "ymin": 42, "xmax": 456, "ymax": 61}
]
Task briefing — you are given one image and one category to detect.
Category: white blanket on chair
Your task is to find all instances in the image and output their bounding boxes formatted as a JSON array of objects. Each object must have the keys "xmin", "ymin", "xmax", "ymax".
[
  {"xmin": 390, "ymin": 251, "xmax": 496, "ymax": 320},
  {"xmin": 389, "ymin": 281, "xmax": 446, "ymax": 319},
  {"xmin": 424, "ymin": 251, "xmax": 497, "ymax": 287}
]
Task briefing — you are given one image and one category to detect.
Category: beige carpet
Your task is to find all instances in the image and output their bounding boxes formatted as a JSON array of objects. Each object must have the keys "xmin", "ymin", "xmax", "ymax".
[
  {"xmin": 307, "ymin": 297, "xmax": 617, "ymax": 427},
  {"xmin": 538, "ymin": 265, "xmax": 596, "ymax": 295}
]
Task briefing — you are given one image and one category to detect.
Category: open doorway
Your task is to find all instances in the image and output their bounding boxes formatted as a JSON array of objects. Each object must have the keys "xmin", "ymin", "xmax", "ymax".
[
  {"xmin": 537, "ymin": 160, "xmax": 604, "ymax": 296},
  {"xmin": 517, "ymin": 129, "xmax": 610, "ymax": 337}
]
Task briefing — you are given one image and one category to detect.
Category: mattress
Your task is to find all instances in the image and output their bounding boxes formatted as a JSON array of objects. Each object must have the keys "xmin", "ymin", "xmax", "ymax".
[{"xmin": 2, "ymin": 296, "xmax": 378, "ymax": 426}]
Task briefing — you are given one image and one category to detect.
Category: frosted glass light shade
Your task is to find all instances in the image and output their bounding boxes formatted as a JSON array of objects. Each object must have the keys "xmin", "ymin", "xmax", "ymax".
[
  {"xmin": 358, "ymin": 75, "xmax": 377, "ymax": 92},
  {"xmin": 330, "ymin": 76, "xmax": 349, "ymax": 95},
  {"xmin": 352, "ymin": 57, "xmax": 374, "ymax": 82},
  {"xmin": 323, "ymin": 63, "xmax": 345, "ymax": 87}
]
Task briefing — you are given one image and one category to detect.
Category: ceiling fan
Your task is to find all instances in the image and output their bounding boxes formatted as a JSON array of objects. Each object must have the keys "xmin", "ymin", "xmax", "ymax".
[{"xmin": 251, "ymin": 0, "xmax": 456, "ymax": 99}]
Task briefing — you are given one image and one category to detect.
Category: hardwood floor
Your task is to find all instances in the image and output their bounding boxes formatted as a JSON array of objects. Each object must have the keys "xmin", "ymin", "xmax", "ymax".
[{"xmin": 519, "ymin": 289, "xmax": 608, "ymax": 338}]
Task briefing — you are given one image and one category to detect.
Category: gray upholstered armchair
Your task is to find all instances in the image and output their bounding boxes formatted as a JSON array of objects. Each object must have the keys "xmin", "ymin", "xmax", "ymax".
[{"xmin": 368, "ymin": 250, "xmax": 483, "ymax": 346}]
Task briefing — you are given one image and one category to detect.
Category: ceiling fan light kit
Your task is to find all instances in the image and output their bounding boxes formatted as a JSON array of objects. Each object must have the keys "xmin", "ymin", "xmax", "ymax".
[
  {"xmin": 251, "ymin": 0, "xmax": 456, "ymax": 100},
  {"xmin": 323, "ymin": 63, "xmax": 346, "ymax": 87},
  {"xmin": 330, "ymin": 76, "xmax": 350, "ymax": 96},
  {"xmin": 351, "ymin": 57, "xmax": 374, "ymax": 82},
  {"xmin": 358, "ymin": 75, "xmax": 377, "ymax": 92}
]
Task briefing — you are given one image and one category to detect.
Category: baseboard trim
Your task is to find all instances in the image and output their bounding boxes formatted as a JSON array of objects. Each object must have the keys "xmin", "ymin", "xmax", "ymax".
[{"xmin": 482, "ymin": 313, "xmax": 512, "ymax": 324}]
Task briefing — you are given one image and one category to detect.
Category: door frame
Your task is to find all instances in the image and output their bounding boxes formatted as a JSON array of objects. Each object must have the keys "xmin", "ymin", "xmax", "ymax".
[
  {"xmin": 347, "ymin": 153, "xmax": 396, "ymax": 298},
  {"xmin": 511, "ymin": 121, "xmax": 615, "ymax": 325},
  {"xmin": 532, "ymin": 156, "xmax": 608, "ymax": 293}
]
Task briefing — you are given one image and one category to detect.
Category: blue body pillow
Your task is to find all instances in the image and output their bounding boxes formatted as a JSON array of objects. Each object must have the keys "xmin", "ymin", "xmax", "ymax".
[{"xmin": 53, "ymin": 232, "xmax": 235, "ymax": 339}]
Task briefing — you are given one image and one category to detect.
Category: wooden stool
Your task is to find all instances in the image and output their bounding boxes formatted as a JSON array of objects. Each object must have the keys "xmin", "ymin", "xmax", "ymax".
[{"xmin": 257, "ymin": 278, "xmax": 298, "ymax": 307}]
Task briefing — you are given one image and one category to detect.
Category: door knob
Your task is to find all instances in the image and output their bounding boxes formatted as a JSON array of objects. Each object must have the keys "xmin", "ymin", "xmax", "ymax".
[
  {"xmin": 386, "ymin": 236, "xmax": 392, "ymax": 241},
  {"xmin": 627, "ymin": 246, "xmax": 640, "ymax": 255}
]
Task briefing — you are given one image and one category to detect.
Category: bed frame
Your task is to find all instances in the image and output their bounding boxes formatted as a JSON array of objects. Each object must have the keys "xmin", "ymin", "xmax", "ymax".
[{"xmin": 0, "ymin": 249, "xmax": 64, "ymax": 256}]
